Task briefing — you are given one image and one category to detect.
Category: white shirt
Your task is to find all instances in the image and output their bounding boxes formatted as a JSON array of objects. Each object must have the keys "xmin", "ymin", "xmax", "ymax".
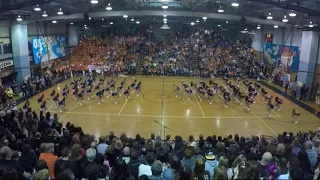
[{"xmin": 138, "ymin": 164, "xmax": 152, "ymax": 177}]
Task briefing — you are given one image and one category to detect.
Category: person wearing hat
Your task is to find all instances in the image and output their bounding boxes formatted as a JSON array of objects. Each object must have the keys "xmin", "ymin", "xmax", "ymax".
[
  {"xmin": 204, "ymin": 151, "xmax": 219, "ymax": 179},
  {"xmin": 138, "ymin": 152, "xmax": 155, "ymax": 177},
  {"xmin": 39, "ymin": 143, "xmax": 58, "ymax": 180},
  {"xmin": 260, "ymin": 152, "xmax": 272, "ymax": 178}
]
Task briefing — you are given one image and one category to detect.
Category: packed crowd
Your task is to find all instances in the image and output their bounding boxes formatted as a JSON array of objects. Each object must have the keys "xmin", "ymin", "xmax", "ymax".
[{"xmin": 0, "ymin": 104, "xmax": 320, "ymax": 180}]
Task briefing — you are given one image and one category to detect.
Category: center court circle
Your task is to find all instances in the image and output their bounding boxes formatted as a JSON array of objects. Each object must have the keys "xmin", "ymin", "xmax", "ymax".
[{"xmin": 143, "ymin": 90, "xmax": 183, "ymax": 103}]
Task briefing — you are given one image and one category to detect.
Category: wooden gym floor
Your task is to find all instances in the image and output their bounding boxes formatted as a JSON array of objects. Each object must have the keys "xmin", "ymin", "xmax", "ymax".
[{"xmin": 19, "ymin": 76, "xmax": 320, "ymax": 139}]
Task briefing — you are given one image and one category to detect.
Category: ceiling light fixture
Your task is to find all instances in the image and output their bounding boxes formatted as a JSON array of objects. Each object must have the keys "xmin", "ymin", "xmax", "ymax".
[
  {"xmin": 274, "ymin": 25, "xmax": 278, "ymax": 28},
  {"xmin": 163, "ymin": 18, "xmax": 167, "ymax": 22},
  {"xmin": 191, "ymin": 22, "xmax": 195, "ymax": 26},
  {"xmin": 110, "ymin": 22, "xmax": 113, "ymax": 25},
  {"xmin": 226, "ymin": 21, "xmax": 228, "ymax": 24},
  {"xmin": 282, "ymin": 15, "xmax": 288, "ymax": 22},
  {"xmin": 218, "ymin": 6, "xmax": 224, "ymax": 13},
  {"xmin": 163, "ymin": 15, "xmax": 167, "ymax": 17},
  {"xmin": 162, "ymin": 4, "xmax": 168, "ymax": 9},
  {"xmin": 123, "ymin": 15, "xmax": 128, "ymax": 18},
  {"xmin": 257, "ymin": 24, "xmax": 261, "ymax": 29},
  {"xmin": 131, "ymin": 17, "xmax": 134, "ymax": 21},
  {"xmin": 89, "ymin": 17, "xmax": 91, "ymax": 20},
  {"xmin": 196, "ymin": 19, "xmax": 200, "ymax": 23},
  {"xmin": 91, "ymin": 0, "xmax": 99, "ymax": 4},
  {"xmin": 52, "ymin": 20, "xmax": 57, "ymax": 24},
  {"xmin": 289, "ymin": 10, "xmax": 296, "ymax": 17},
  {"xmin": 34, "ymin": 4, "xmax": 41, "ymax": 11},
  {"xmin": 309, "ymin": 21, "xmax": 314, "ymax": 28},
  {"xmin": 231, "ymin": 0, "xmax": 239, "ymax": 7},
  {"xmin": 164, "ymin": 21, "xmax": 167, "ymax": 24},
  {"xmin": 57, "ymin": 8, "xmax": 63, "ymax": 15},
  {"xmin": 136, "ymin": 21, "xmax": 140, "ymax": 24},
  {"xmin": 106, "ymin": 3, "xmax": 112, "ymax": 10},
  {"xmin": 17, "ymin": 15, "xmax": 22, "ymax": 21},
  {"xmin": 217, "ymin": 24, "xmax": 221, "ymax": 27},
  {"xmin": 84, "ymin": 25, "xmax": 87, "ymax": 27},
  {"xmin": 102, "ymin": 18, "xmax": 104, "ymax": 21},
  {"xmin": 42, "ymin": 11, "xmax": 48, "ymax": 17},
  {"xmin": 267, "ymin": 11, "xmax": 273, "ymax": 20},
  {"xmin": 70, "ymin": 22, "xmax": 74, "ymax": 25}
]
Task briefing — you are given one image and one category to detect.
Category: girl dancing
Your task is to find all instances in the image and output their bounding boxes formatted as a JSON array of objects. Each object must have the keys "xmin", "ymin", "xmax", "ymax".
[
  {"xmin": 130, "ymin": 80, "xmax": 137, "ymax": 89},
  {"xmin": 37, "ymin": 94, "xmax": 44, "ymax": 104},
  {"xmin": 111, "ymin": 90, "xmax": 119, "ymax": 104},
  {"xmin": 50, "ymin": 89, "xmax": 56, "ymax": 100},
  {"xmin": 124, "ymin": 87, "xmax": 130, "ymax": 101},
  {"xmin": 185, "ymin": 87, "xmax": 193, "ymax": 100},
  {"xmin": 238, "ymin": 92, "xmax": 246, "ymax": 106},
  {"xmin": 135, "ymin": 81, "xmax": 142, "ymax": 97},
  {"xmin": 207, "ymin": 89, "xmax": 214, "ymax": 104},
  {"xmin": 23, "ymin": 100, "xmax": 30, "ymax": 110},
  {"xmin": 197, "ymin": 86, "xmax": 206, "ymax": 102},
  {"xmin": 40, "ymin": 100, "xmax": 47, "ymax": 112},
  {"xmin": 77, "ymin": 90, "xmax": 85, "ymax": 105},
  {"xmin": 58, "ymin": 97, "xmax": 66, "ymax": 112},
  {"xmin": 86, "ymin": 85, "xmax": 93, "ymax": 100},
  {"xmin": 274, "ymin": 97, "xmax": 283, "ymax": 111},
  {"xmin": 173, "ymin": 84, "xmax": 180, "ymax": 97},
  {"xmin": 223, "ymin": 90, "xmax": 231, "ymax": 108},
  {"xmin": 266, "ymin": 102, "xmax": 274, "ymax": 117},
  {"xmin": 62, "ymin": 85, "xmax": 69, "ymax": 101},
  {"xmin": 245, "ymin": 96, "xmax": 253, "ymax": 111},
  {"xmin": 52, "ymin": 93, "xmax": 60, "ymax": 108},
  {"xmin": 261, "ymin": 88, "xmax": 268, "ymax": 101},
  {"xmin": 291, "ymin": 109, "xmax": 300, "ymax": 124},
  {"xmin": 96, "ymin": 89, "xmax": 104, "ymax": 105}
]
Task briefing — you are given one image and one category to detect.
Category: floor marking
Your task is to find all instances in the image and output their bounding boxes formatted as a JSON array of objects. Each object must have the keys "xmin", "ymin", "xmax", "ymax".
[
  {"xmin": 193, "ymin": 94, "xmax": 206, "ymax": 117},
  {"xmin": 59, "ymin": 103, "xmax": 78, "ymax": 121},
  {"xmin": 50, "ymin": 110, "xmax": 277, "ymax": 119},
  {"xmin": 118, "ymin": 100, "xmax": 128, "ymax": 115},
  {"xmin": 250, "ymin": 110, "xmax": 277, "ymax": 136}
]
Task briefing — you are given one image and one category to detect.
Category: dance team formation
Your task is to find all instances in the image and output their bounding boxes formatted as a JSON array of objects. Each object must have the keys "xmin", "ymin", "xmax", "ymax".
[{"xmin": 22, "ymin": 72, "xmax": 301, "ymax": 124}]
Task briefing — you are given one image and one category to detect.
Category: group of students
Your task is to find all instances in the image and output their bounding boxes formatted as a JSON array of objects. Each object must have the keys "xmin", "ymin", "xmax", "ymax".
[
  {"xmin": 24, "ymin": 75, "xmax": 143, "ymax": 112},
  {"xmin": 172, "ymin": 76, "xmax": 301, "ymax": 123}
]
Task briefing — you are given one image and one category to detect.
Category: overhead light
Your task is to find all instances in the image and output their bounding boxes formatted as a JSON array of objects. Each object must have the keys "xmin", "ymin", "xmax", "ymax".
[
  {"xmin": 34, "ymin": 4, "xmax": 41, "ymax": 11},
  {"xmin": 309, "ymin": 21, "xmax": 314, "ymax": 28},
  {"xmin": 57, "ymin": 8, "xmax": 63, "ymax": 15},
  {"xmin": 226, "ymin": 21, "xmax": 228, "ymax": 24},
  {"xmin": 131, "ymin": 17, "xmax": 134, "ymax": 21},
  {"xmin": 217, "ymin": 24, "xmax": 221, "ymax": 27},
  {"xmin": 218, "ymin": 6, "xmax": 224, "ymax": 13},
  {"xmin": 106, "ymin": 3, "xmax": 112, "ymax": 10},
  {"xmin": 70, "ymin": 22, "xmax": 74, "ymax": 25},
  {"xmin": 163, "ymin": 18, "xmax": 167, "ymax": 22},
  {"xmin": 84, "ymin": 24, "xmax": 87, "ymax": 27},
  {"xmin": 123, "ymin": 15, "xmax": 128, "ymax": 18},
  {"xmin": 163, "ymin": 15, "xmax": 167, "ymax": 17},
  {"xmin": 42, "ymin": 11, "xmax": 48, "ymax": 17},
  {"xmin": 136, "ymin": 21, "xmax": 140, "ymax": 24},
  {"xmin": 52, "ymin": 20, "xmax": 57, "ymax": 24},
  {"xmin": 257, "ymin": 25, "xmax": 261, "ymax": 29},
  {"xmin": 162, "ymin": 4, "xmax": 168, "ymax": 9},
  {"xmin": 282, "ymin": 15, "xmax": 288, "ymax": 22},
  {"xmin": 191, "ymin": 22, "xmax": 195, "ymax": 26},
  {"xmin": 289, "ymin": 10, "xmax": 296, "ymax": 17},
  {"xmin": 202, "ymin": 17, "xmax": 207, "ymax": 20},
  {"xmin": 110, "ymin": 22, "xmax": 113, "ymax": 25},
  {"xmin": 102, "ymin": 18, "xmax": 104, "ymax": 21},
  {"xmin": 231, "ymin": 0, "xmax": 239, "ymax": 7},
  {"xmin": 17, "ymin": 15, "xmax": 22, "ymax": 21},
  {"xmin": 89, "ymin": 17, "xmax": 91, "ymax": 20},
  {"xmin": 161, "ymin": 24, "xmax": 170, "ymax": 29},
  {"xmin": 91, "ymin": 0, "xmax": 99, "ymax": 4},
  {"xmin": 196, "ymin": 19, "xmax": 200, "ymax": 23},
  {"xmin": 274, "ymin": 25, "xmax": 278, "ymax": 28},
  {"xmin": 267, "ymin": 11, "xmax": 273, "ymax": 20},
  {"xmin": 244, "ymin": 28, "xmax": 247, "ymax": 31},
  {"xmin": 164, "ymin": 21, "xmax": 167, "ymax": 24}
]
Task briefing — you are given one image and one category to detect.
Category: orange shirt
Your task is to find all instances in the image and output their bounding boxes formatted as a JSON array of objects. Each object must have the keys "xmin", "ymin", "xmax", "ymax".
[{"xmin": 39, "ymin": 153, "xmax": 58, "ymax": 179}]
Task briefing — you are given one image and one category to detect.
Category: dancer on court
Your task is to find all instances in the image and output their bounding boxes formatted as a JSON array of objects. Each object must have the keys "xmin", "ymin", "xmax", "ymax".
[
  {"xmin": 291, "ymin": 109, "xmax": 300, "ymax": 124},
  {"xmin": 245, "ymin": 95, "xmax": 253, "ymax": 111},
  {"xmin": 111, "ymin": 90, "xmax": 119, "ymax": 104},
  {"xmin": 124, "ymin": 87, "xmax": 130, "ymax": 101},
  {"xmin": 135, "ymin": 81, "xmax": 142, "ymax": 97},
  {"xmin": 62, "ymin": 85, "xmax": 69, "ymax": 101},
  {"xmin": 173, "ymin": 84, "xmax": 180, "ymax": 97},
  {"xmin": 37, "ymin": 94, "xmax": 44, "ymax": 104},
  {"xmin": 77, "ymin": 90, "xmax": 85, "ymax": 105},
  {"xmin": 50, "ymin": 89, "xmax": 56, "ymax": 100},
  {"xmin": 223, "ymin": 89, "xmax": 231, "ymax": 108},
  {"xmin": 58, "ymin": 97, "xmax": 66, "ymax": 112},
  {"xmin": 86, "ymin": 85, "xmax": 93, "ymax": 100},
  {"xmin": 185, "ymin": 87, "xmax": 193, "ymax": 100},
  {"xmin": 52, "ymin": 93, "xmax": 60, "ymax": 108},
  {"xmin": 40, "ymin": 100, "xmax": 47, "ymax": 112},
  {"xmin": 266, "ymin": 102, "xmax": 274, "ymax": 117},
  {"xmin": 274, "ymin": 97, "xmax": 283, "ymax": 111},
  {"xmin": 96, "ymin": 89, "xmax": 104, "ymax": 105},
  {"xmin": 23, "ymin": 100, "xmax": 30, "ymax": 110}
]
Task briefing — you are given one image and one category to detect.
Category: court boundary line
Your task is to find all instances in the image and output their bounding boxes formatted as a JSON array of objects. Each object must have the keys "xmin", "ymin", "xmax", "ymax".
[
  {"xmin": 51, "ymin": 110, "xmax": 279, "ymax": 119},
  {"xmin": 59, "ymin": 103, "xmax": 79, "ymax": 121},
  {"xmin": 250, "ymin": 110, "xmax": 277, "ymax": 136},
  {"xmin": 118, "ymin": 100, "xmax": 128, "ymax": 115},
  {"xmin": 193, "ymin": 94, "xmax": 206, "ymax": 117}
]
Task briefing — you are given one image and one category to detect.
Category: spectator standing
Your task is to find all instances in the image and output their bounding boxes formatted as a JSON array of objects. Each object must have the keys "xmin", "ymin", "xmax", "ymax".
[{"xmin": 39, "ymin": 143, "xmax": 58, "ymax": 179}]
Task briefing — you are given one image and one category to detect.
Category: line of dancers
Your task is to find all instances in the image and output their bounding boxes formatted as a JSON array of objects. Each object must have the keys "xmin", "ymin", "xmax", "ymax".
[{"xmin": 34, "ymin": 75, "xmax": 142, "ymax": 112}]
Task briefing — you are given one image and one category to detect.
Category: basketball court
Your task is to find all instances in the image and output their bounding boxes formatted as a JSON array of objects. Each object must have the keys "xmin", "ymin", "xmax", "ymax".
[{"xmin": 20, "ymin": 76, "xmax": 320, "ymax": 139}]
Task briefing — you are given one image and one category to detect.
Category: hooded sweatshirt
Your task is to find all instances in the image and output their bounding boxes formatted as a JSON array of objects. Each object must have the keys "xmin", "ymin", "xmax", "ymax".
[
  {"xmin": 205, "ymin": 159, "xmax": 219, "ymax": 179},
  {"xmin": 181, "ymin": 158, "xmax": 195, "ymax": 171}
]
